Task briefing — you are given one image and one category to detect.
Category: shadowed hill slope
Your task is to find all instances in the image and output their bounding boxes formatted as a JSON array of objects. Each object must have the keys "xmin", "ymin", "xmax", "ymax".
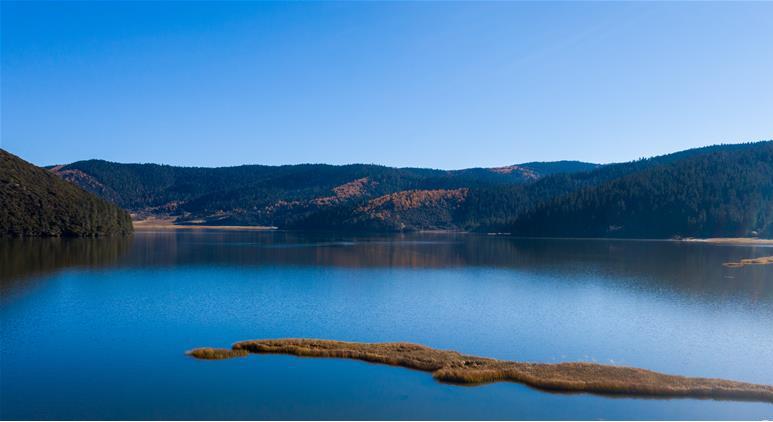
[
  {"xmin": 506, "ymin": 142, "xmax": 773, "ymax": 238},
  {"xmin": 462, "ymin": 141, "xmax": 773, "ymax": 235},
  {"xmin": 49, "ymin": 159, "xmax": 595, "ymax": 230},
  {"xmin": 45, "ymin": 141, "xmax": 773, "ymax": 237},
  {"xmin": 1, "ymin": 149, "xmax": 133, "ymax": 237}
]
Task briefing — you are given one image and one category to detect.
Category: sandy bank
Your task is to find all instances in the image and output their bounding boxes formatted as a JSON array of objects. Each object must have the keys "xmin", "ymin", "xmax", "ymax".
[
  {"xmin": 188, "ymin": 338, "xmax": 773, "ymax": 403},
  {"xmin": 723, "ymin": 256, "xmax": 773, "ymax": 268},
  {"xmin": 132, "ymin": 217, "xmax": 276, "ymax": 231},
  {"xmin": 679, "ymin": 237, "xmax": 773, "ymax": 245}
]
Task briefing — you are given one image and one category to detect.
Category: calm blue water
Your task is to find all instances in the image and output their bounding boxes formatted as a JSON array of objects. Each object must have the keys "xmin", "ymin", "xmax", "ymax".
[{"xmin": 1, "ymin": 231, "xmax": 772, "ymax": 420}]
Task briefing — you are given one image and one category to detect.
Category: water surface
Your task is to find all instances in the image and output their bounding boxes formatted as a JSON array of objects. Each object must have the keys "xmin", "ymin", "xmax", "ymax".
[{"xmin": 1, "ymin": 232, "xmax": 772, "ymax": 419}]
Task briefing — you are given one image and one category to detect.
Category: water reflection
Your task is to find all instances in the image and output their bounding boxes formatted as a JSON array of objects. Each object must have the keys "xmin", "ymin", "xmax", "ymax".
[
  {"xmin": 2, "ymin": 231, "xmax": 771, "ymax": 306},
  {"xmin": 2, "ymin": 231, "xmax": 772, "ymax": 419},
  {"xmin": 0, "ymin": 237, "xmax": 131, "ymax": 298},
  {"xmin": 126, "ymin": 231, "xmax": 773, "ymax": 305}
]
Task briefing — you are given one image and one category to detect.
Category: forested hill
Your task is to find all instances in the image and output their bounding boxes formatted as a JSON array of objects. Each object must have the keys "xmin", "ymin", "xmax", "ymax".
[
  {"xmin": 504, "ymin": 142, "xmax": 773, "ymax": 238},
  {"xmin": 45, "ymin": 141, "xmax": 773, "ymax": 238},
  {"xmin": 1, "ymin": 149, "xmax": 133, "ymax": 237},
  {"xmin": 49, "ymin": 159, "xmax": 596, "ymax": 229}
]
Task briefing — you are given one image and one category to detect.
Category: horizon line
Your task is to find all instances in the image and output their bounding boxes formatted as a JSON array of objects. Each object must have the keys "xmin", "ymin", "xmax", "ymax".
[{"xmin": 5, "ymin": 139, "xmax": 772, "ymax": 172}]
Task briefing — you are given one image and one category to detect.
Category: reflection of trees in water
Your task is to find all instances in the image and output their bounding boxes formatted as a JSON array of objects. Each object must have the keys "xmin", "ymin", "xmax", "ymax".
[
  {"xmin": 125, "ymin": 232, "xmax": 773, "ymax": 303},
  {"xmin": 475, "ymin": 238, "xmax": 773, "ymax": 304},
  {"xmin": 2, "ymin": 232, "xmax": 770, "ymax": 305},
  {"xmin": 0, "ymin": 237, "xmax": 132, "ymax": 294}
]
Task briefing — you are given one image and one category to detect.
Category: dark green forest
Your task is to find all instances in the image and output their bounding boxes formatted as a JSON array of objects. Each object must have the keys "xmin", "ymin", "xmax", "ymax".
[
  {"xmin": 505, "ymin": 143, "xmax": 773, "ymax": 238},
  {"xmin": 1, "ymin": 149, "xmax": 133, "ymax": 237},
  {"xmin": 461, "ymin": 142, "xmax": 773, "ymax": 233},
  {"xmin": 51, "ymin": 159, "xmax": 594, "ymax": 230},
  {"xmin": 33, "ymin": 141, "xmax": 773, "ymax": 238}
]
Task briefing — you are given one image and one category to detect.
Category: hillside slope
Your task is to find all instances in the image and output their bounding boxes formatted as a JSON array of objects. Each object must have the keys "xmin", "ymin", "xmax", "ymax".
[
  {"xmin": 1, "ymin": 149, "xmax": 133, "ymax": 237},
  {"xmin": 44, "ymin": 141, "xmax": 773, "ymax": 238},
  {"xmin": 506, "ymin": 142, "xmax": 773, "ymax": 238},
  {"xmin": 50, "ymin": 159, "xmax": 596, "ymax": 229}
]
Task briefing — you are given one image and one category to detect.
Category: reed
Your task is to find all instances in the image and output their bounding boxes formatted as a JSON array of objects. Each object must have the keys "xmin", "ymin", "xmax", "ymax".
[
  {"xmin": 188, "ymin": 338, "xmax": 773, "ymax": 403},
  {"xmin": 187, "ymin": 347, "xmax": 249, "ymax": 360},
  {"xmin": 723, "ymin": 256, "xmax": 773, "ymax": 268}
]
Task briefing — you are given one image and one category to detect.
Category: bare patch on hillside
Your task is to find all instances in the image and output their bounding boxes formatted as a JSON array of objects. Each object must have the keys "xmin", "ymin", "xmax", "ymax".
[
  {"xmin": 314, "ymin": 177, "xmax": 378, "ymax": 206},
  {"xmin": 489, "ymin": 165, "xmax": 539, "ymax": 180}
]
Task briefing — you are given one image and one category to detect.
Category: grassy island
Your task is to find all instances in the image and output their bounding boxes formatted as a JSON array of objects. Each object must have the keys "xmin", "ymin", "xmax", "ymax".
[
  {"xmin": 188, "ymin": 338, "xmax": 773, "ymax": 403},
  {"xmin": 723, "ymin": 256, "xmax": 773, "ymax": 268},
  {"xmin": 187, "ymin": 347, "xmax": 249, "ymax": 360}
]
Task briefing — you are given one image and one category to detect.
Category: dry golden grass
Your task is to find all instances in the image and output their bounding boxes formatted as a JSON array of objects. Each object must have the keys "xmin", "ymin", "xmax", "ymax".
[
  {"xmin": 188, "ymin": 338, "xmax": 773, "ymax": 403},
  {"xmin": 723, "ymin": 256, "xmax": 773, "ymax": 268},
  {"xmin": 187, "ymin": 347, "xmax": 249, "ymax": 360},
  {"xmin": 133, "ymin": 216, "xmax": 276, "ymax": 231},
  {"xmin": 685, "ymin": 237, "xmax": 773, "ymax": 245}
]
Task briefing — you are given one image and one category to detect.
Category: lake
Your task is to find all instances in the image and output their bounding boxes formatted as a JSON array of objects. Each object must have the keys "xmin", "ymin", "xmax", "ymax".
[{"xmin": 1, "ymin": 231, "xmax": 772, "ymax": 420}]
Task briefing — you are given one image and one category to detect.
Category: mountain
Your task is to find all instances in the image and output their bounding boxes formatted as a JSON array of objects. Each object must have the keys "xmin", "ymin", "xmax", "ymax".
[
  {"xmin": 44, "ymin": 141, "xmax": 773, "ymax": 238},
  {"xmin": 48, "ymin": 159, "xmax": 596, "ymax": 230},
  {"xmin": 506, "ymin": 142, "xmax": 773, "ymax": 238},
  {"xmin": 1, "ymin": 149, "xmax": 133, "ymax": 237},
  {"xmin": 460, "ymin": 142, "xmax": 773, "ymax": 232}
]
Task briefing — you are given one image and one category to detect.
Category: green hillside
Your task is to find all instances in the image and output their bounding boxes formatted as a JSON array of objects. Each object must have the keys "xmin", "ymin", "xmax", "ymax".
[
  {"xmin": 1, "ymin": 149, "xmax": 133, "ymax": 237},
  {"xmin": 506, "ymin": 142, "xmax": 773, "ymax": 238},
  {"xmin": 51, "ymin": 159, "xmax": 595, "ymax": 230},
  {"xmin": 43, "ymin": 141, "xmax": 773, "ymax": 238}
]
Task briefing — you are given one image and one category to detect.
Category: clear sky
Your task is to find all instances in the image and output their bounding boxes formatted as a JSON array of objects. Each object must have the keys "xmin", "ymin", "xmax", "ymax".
[{"xmin": 2, "ymin": 1, "xmax": 772, "ymax": 169}]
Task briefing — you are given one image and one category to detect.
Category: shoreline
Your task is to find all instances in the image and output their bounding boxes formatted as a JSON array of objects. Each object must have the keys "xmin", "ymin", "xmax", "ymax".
[
  {"xmin": 677, "ymin": 237, "xmax": 773, "ymax": 245},
  {"xmin": 132, "ymin": 217, "xmax": 276, "ymax": 231},
  {"xmin": 494, "ymin": 235, "xmax": 773, "ymax": 245},
  {"xmin": 187, "ymin": 338, "xmax": 773, "ymax": 403},
  {"xmin": 130, "ymin": 218, "xmax": 773, "ymax": 244}
]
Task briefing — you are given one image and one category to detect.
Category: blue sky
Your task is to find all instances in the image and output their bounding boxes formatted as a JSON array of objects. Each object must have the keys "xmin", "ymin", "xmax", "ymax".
[{"xmin": 2, "ymin": 1, "xmax": 772, "ymax": 168}]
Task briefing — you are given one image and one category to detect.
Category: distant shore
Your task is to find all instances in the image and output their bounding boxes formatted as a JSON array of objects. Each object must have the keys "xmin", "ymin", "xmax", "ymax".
[
  {"xmin": 677, "ymin": 237, "xmax": 773, "ymax": 245},
  {"xmin": 130, "ymin": 219, "xmax": 773, "ymax": 243},
  {"xmin": 132, "ymin": 217, "xmax": 276, "ymax": 231},
  {"xmin": 188, "ymin": 338, "xmax": 773, "ymax": 403}
]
